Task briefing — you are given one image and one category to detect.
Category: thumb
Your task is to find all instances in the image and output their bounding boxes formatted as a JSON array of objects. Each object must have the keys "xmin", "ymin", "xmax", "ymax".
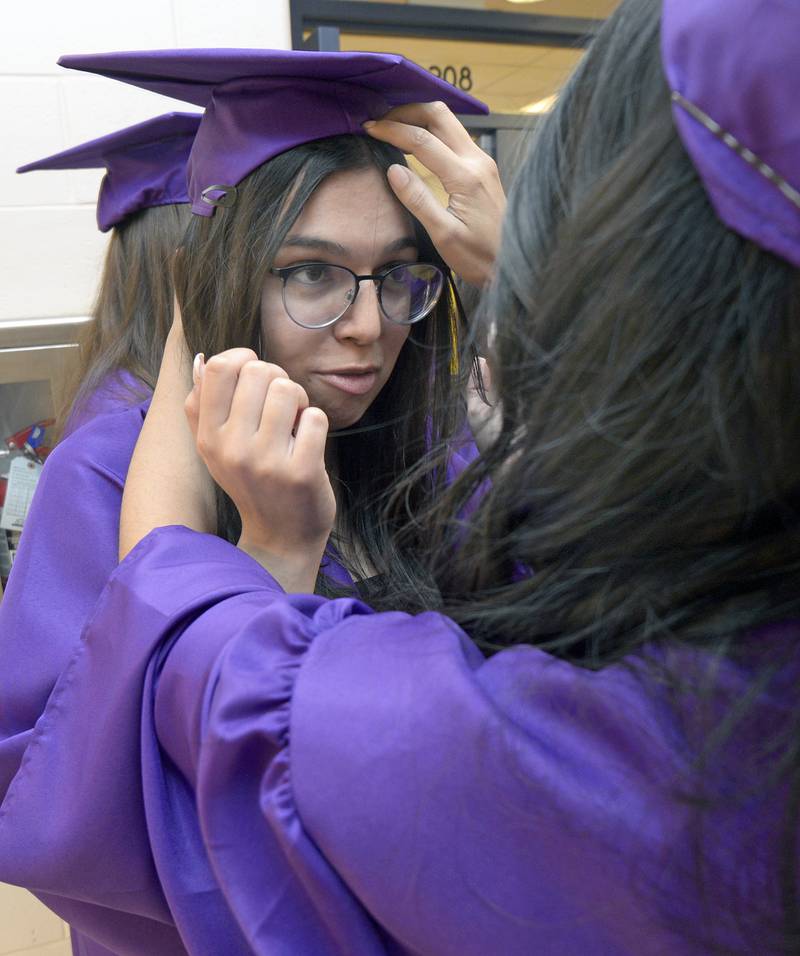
[{"xmin": 184, "ymin": 352, "xmax": 203, "ymax": 439}]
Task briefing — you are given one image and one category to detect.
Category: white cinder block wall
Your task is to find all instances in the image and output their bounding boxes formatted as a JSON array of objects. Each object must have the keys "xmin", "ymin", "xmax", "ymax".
[
  {"xmin": 1, "ymin": 0, "xmax": 291, "ymax": 326},
  {"xmin": 1, "ymin": 3, "xmax": 290, "ymax": 952}
]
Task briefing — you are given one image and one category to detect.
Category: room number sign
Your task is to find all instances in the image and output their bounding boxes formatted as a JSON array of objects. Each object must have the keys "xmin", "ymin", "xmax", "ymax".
[{"xmin": 428, "ymin": 65, "xmax": 474, "ymax": 91}]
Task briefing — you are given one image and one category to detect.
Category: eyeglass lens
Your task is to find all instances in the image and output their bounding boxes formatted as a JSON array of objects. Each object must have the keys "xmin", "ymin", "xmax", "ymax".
[{"xmin": 283, "ymin": 263, "xmax": 443, "ymax": 328}]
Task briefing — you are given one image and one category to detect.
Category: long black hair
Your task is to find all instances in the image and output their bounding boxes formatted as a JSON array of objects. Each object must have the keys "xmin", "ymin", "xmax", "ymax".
[{"xmin": 394, "ymin": 0, "xmax": 800, "ymax": 948}]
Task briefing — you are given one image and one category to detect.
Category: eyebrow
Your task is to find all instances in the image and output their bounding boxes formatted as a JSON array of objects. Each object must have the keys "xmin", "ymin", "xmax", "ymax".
[{"xmin": 280, "ymin": 235, "xmax": 418, "ymax": 256}]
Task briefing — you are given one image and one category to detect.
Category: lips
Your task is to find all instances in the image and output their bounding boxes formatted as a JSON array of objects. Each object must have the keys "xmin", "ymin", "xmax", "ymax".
[{"xmin": 315, "ymin": 369, "xmax": 379, "ymax": 396}]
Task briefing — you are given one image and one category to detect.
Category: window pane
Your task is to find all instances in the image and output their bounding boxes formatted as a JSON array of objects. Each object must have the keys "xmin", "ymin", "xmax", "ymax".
[{"xmin": 339, "ymin": 33, "xmax": 584, "ymax": 115}]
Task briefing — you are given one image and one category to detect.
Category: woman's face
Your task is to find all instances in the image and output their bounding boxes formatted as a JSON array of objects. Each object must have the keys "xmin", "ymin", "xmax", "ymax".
[{"xmin": 260, "ymin": 165, "xmax": 418, "ymax": 430}]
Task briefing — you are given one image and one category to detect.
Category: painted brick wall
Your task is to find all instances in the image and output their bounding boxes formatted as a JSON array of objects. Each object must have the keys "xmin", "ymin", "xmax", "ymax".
[
  {"xmin": 1, "ymin": 3, "xmax": 290, "ymax": 951},
  {"xmin": 1, "ymin": 0, "xmax": 291, "ymax": 326}
]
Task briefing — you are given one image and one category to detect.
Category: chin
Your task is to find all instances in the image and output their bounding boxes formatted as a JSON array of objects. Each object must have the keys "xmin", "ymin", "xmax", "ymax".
[
  {"xmin": 307, "ymin": 389, "xmax": 371, "ymax": 432},
  {"xmin": 327, "ymin": 408, "xmax": 367, "ymax": 431},
  {"xmin": 326, "ymin": 395, "xmax": 377, "ymax": 432}
]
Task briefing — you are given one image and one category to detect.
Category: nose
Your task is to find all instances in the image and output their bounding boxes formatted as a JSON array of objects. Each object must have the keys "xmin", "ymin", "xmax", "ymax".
[{"xmin": 333, "ymin": 278, "xmax": 382, "ymax": 344}]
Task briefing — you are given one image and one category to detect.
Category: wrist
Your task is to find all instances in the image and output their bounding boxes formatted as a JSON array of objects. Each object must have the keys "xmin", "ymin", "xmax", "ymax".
[{"xmin": 237, "ymin": 534, "xmax": 326, "ymax": 593}]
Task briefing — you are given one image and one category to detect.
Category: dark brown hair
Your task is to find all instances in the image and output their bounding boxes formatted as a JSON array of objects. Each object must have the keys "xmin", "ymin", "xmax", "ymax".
[
  {"xmin": 174, "ymin": 134, "xmax": 471, "ymax": 602},
  {"xmin": 399, "ymin": 0, "xmax": 800, "ymax": 948},
  {"xmin": 57, "ymin": 203, "xmax": 191, "ymax": 436}
]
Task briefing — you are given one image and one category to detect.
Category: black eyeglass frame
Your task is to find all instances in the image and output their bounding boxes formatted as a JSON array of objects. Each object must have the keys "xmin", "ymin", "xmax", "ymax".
[{"xmin": 268, "ymin": 261, "xmax": 446, "ymax": 330}]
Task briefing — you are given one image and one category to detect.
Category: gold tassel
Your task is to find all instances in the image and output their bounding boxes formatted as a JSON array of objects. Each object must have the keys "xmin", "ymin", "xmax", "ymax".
[{"xmin": 447, "ymin": 282, "xmax": 460, "ymax": 375}]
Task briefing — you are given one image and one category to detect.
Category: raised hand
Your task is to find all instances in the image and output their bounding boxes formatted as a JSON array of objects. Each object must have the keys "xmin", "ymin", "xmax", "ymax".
[
  {"xmin": 185, "ymin": 350, "xmax": 336, "ymax": 593},
  {"xmin": 364, "ymin": 101, "xmax": 506, "ymax": 286}
]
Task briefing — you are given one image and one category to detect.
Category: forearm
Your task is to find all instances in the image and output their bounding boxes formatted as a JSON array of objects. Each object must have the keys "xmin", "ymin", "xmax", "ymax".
[{"xmin": 119, "ymin": 323, "xmax": 216, "ymax": 559}]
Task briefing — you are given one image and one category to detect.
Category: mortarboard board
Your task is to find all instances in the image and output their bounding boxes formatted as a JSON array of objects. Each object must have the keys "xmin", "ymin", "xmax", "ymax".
[
  {"xmin": 18, "ymin": 112, "xmax": 201, "ymax": 232},
  {"xmin": 57, "ymin": 49, "xmax": 489, "ymax": 218},
  {"xmin": 661, "ymin": 0, "xmax": 800, "ymax": 267}
]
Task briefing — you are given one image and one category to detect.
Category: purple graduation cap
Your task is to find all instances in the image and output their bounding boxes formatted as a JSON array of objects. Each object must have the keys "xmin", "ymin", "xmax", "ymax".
[
  {"xmin": 661, "ymin": 0, "xmax": 800, "ymax": 267},
  {"xmin": 17, "ymin": 112, "xmax": 201, "ymax": 232},
  {"xmin": 57, "ymin": 49, "xmax": 489, "ymax": 218}
]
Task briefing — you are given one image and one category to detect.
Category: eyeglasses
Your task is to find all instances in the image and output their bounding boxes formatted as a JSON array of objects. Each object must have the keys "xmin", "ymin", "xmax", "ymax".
[{"xmin": 269, "ymin": 261, "xmax": 445, "ymax": 330}]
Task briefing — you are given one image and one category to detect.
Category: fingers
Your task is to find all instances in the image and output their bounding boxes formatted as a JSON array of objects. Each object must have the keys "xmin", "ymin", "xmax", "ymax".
[
  {"xmin": 367, "ymin": 117, "xmax": 459, "ymax": 187},
  {"xmin": 365, "ymin": 101, "xmax": 506, "ymax": 287},
  {"xmin": 292, "ymin": 406, "xmax": 329, "ymax": 470},
  {"xmin": 184, "ymin": 354, "xmax": 202, "ymax": 439},
  {"xmin": 386, "ymin": 163, "xmax": 459, "ymax": 247},
  {"xmin": 188, "ymin": 348, "xmax": 321, "ymax": 481},
  {"xmin": 195, "ymin": 349, "xmax": 285, "ymax": 465},
  {"xmin": 228, "ymin": 361, "xmax": 291, "ymax": 439},
  {"xmin": 198, "ymin": 348, "xmax": 263, "ymax": 431},
  {"xmin": 257, "ymin": 377, "xmax": 310, "ymax": 453},
  {"xmin": 366, "ymin": 101, "xmax": 479, "ymax": 158}
]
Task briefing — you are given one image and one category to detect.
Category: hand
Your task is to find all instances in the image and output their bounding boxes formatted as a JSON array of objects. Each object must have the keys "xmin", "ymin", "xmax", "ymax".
[
  {"xmin": 364, "ymin": 101, "xmax": 506, "ymax": 286},
  {"xmin": 467, "ymin": 357, "xmax": 502, "ymax": 454},
  {"xmin": 185, "ymin": 350, "xmax": 336, "ymax": 593}
]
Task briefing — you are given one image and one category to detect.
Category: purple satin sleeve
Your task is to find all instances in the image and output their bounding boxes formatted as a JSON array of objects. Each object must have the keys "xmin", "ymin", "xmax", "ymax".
[
  {"xmin": 0, "ymin": 402, "xmax": 147, "ymax": 793},
  {"xmin": 0, "ymin": 530, "xmax": 281, "ymax": 954},
  {"xmin": 62, "ymin": 371, "xmax": 150, "ymax": 438},
  {"xmin": 0, "ymin": 399, "xmax": 149, "ymax": 956},
  {"xmin": 288, "ymin": 620, "xmax": 688, "ymax": 955},
  {"xmin": 1, "ymin": 523, "xmax": 722, "ymax": 954}
]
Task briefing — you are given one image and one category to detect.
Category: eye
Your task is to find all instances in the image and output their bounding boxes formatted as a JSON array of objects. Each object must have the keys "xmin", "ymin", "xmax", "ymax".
[{"xmin": 292, "ymin": 263, "xmax": 337, "ymax": 286}]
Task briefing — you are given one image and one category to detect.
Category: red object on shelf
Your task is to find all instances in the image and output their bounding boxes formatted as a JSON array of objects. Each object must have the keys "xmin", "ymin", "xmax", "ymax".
[
  {"xmin": 5, "ymin": 419, "xmax": 54, "ymax": 452},
  {"xmin": 5, "ymin": 420, "xmax": 55, "ymax": 465}
]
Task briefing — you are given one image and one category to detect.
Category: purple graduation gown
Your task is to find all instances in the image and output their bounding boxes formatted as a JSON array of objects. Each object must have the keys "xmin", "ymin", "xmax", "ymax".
[
  {"xmin": 61, "ymin": 371, "xmax": 151, "ymax": 440},
  {"xmin": 1, "ymin": 523, "xmax": 794, "ymax": 954},
  {"xmin": 0, "ymin": 388, "xmax": 481, "ymax": 955},
  {"xmin": 0, "ymin": 394, "xmax": 150, "ymax": 956},
  {"xmin": 0, "ymin": 399, "xmax": 147, "ymax": 792}
]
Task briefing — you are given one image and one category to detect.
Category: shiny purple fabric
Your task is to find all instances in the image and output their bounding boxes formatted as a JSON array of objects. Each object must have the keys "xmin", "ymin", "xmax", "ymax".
[
  {"xmin": 57, "ymin": 50, "xmax": 489, "ymax": 217},
  {"xmin": 1, "ymin": 522, "xmax": 794, "ymax": 953},
  {"xmin": 62, "ymin": 370, "xmax": 151, "ymax": 438},
  {"xmin": 0, "ymin": 397, "xmax": 151, "ymax": 956},
  {"xmin": 661, "ymin": 0, "xmax": 800, "ymax": 266},
  {"xmin": 0, "ymin": 384, "xmax": 483, "ymax": 953},
  {"xmin": 17, "ymin": 112, "xmax": 200, "ymax": 231},
  {"xmin": 0, "ymin": 379, "xmax": 357, "ymax": 796},
  {"xmin": 0, "ymin": 400, "xmax": 147, "ymax": 793}
]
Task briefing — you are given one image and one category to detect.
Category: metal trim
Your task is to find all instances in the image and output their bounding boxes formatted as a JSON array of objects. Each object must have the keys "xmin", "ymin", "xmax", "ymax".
[
  {"xmin": 291, "ymin": 0, "xmax": 602, "ymax": 49},
  {"xmin": 200, "ymin": 184, "xmax": 239, "ymax": 208},
  {"xmin": 0, "ymin": 317, "xmax": 91, "ymax": 351}
]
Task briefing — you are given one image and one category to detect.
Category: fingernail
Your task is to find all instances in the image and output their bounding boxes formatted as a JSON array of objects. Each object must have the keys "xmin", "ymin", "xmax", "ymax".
[
  {"xmin": 387, "ymin": 164, "xmax": 410, "ymax": 187},
  {"xmin": 192, "ymin": 352, "xmax": 205, "ymax": 387},
  {"xmin": 362, "ymin": 120, "xmax": 376, "ymax": 129}
]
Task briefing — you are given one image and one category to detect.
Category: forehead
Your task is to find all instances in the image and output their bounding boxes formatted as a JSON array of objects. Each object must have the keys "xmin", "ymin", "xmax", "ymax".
[{"xmin": 286, "ymin": 165, "xmax": 414, "ymax": 245}]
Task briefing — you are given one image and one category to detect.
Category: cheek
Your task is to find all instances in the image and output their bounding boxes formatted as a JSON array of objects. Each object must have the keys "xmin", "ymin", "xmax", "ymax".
[
  {"xmin": 260, "ymin": 290, "xmax": 307, "ymax": 375},
  {"xmin": 259, "ymin": 286, "xmax": 281, "ymax": 356}
]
